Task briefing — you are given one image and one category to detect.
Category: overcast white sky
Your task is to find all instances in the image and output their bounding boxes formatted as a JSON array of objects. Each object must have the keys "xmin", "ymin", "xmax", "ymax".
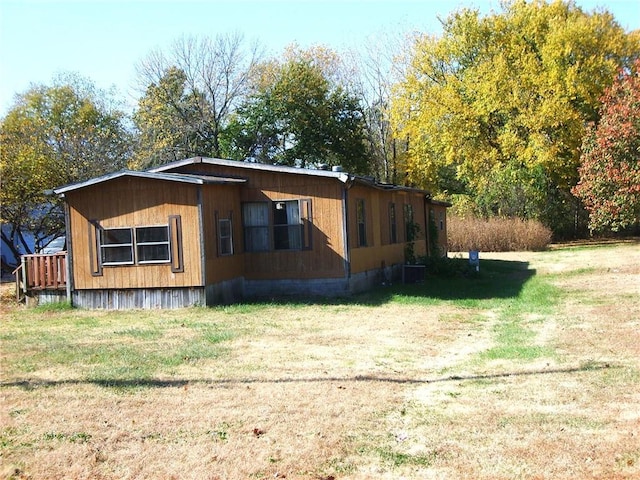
[{"xmin": 1, "ymin": 0, "xmax": 638, "ymax": 116}]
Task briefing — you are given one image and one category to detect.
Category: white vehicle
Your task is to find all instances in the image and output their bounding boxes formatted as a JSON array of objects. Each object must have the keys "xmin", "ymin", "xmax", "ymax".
[{"xmin": 41, "ymin": 236, "xmax": 66, "ymax": 254}]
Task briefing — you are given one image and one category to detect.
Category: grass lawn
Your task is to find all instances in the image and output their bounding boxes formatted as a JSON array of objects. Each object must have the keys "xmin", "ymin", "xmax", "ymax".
[{"xmin": 1, "ymin": 241, "xmax": 639, "ymax": 479}]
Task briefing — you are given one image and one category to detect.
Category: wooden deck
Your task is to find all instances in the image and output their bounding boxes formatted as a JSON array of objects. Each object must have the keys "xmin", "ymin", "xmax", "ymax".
[{"xmin": 14, "ymin": 253, "xmax": 67, "ymax": 302}]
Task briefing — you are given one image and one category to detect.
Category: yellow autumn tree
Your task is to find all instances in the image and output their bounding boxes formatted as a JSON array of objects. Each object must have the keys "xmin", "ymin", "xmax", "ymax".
[{"xmin": 391, "ymin": 0, "xmax": 639, "ymax": 235}]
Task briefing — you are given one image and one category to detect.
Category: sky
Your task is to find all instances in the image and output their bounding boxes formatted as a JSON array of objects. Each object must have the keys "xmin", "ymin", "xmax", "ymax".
[{"xmin": 1, "ymin": 0, "xmax": 639, "ymax": 116}]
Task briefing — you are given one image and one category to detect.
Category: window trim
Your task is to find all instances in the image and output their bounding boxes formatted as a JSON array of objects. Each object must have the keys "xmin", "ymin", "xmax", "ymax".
[
  {"xmin": 404, "ymin": 203, "xmax": 414, "ymax": 242},
  {"xmin": 88, "ymin": 220, "xmax": 102, "ymax": 276},
  {"xmin": 169, "ymin": 215, "xmax": 184, "ymax": 273}
]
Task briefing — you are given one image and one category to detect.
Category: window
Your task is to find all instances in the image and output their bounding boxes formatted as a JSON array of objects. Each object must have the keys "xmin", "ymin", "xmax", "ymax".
[
  {"xmin": 99, "ymin": 224, "xmax": 173, "ymax": 267},
  {"xmin": 242, "ymin": 199, "xmax": 312, "ymax": 252},
  {"xmin": 389, "ymin": 203, "xmax": 397, "ymax": 244},
  {"xmin": 273, "ymin": 200, "xmax": 302, "ymax": 250},
  {"xmin": 243, "ymin": 202, "xmax": 270, "ymax": 252},
  {"xmin": 101, "ymin": 228, "xmax": 134, "ymax": 265},
  {"xmin": 136, "ymin": 226, "xmax": 170, "ymax": 263},
  {"xmin": 356, "ymin": 199, "xmax": 367, "ymax": 247},
  {"xmin": 218, "ymin": 218, "xmax": 233, "ymax": 256}
]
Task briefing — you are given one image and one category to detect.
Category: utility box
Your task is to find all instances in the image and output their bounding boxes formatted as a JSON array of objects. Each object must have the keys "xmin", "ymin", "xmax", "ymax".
[
  {"xmin": 469, "ymin": 250, "xmax": 479, "ymax": 272},
  {"xmin": 403, "ymin": 264, "xmax": 426, "ymax": 284}
]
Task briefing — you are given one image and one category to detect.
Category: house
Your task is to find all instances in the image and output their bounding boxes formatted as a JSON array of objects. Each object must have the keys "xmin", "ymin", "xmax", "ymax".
[{"xmin": 49, "ymin": 157, "xmax": 449, "ymax": 309}]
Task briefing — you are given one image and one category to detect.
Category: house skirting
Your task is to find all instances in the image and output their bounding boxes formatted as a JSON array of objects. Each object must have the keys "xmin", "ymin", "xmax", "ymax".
[
  {"xmin": 72, "ymin": 287, "xmax": 207, "ymax": 309},
  {"xmin": 245, "ymin": 264, "xmax": 402, "ymax": 299},
  {"xmin": 26, "ymin": 289, "xmax": 67, "ymax": 307},
  {"xmin": 244, "ymin": 277, "xmax": 350, "ymax": 299},
  {"xmin": 66, "ymin": 265, "xmax": 402, "ymax": 309}
]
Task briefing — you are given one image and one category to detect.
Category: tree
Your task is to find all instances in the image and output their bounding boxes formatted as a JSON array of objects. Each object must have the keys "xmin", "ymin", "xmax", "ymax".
[
  {"xmin": 391, "ymin": 0, "xmax": 639, "ymax": 235},
  {"xmin": 224, "ymin": 46, "xmax": 369, "ymax": 173},
  {"xmin": 0, "ymin": 74, "xmax": 132, "ymax": 261},
  {"xmin": 133, "ymin": 33, "xmax": 262, "ymax": 168},
  {"xmin": 572, "ymin": 59, "xmax": 640, "ymax": 232},
  {"xmin": 346, "ymin": 32, "xmax": 410, "ymax": 184}
]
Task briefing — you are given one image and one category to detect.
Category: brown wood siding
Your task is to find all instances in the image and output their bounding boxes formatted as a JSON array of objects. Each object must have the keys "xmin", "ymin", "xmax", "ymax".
[
  {"xmin": 180, "ymin": 165, "xmax": 347, "ymax": 280},
  {"xmin": 429, "ymin": 203, "xmax": 449, "ymax": 255},
  {"xmin": 66, "ymin": 177, "xmax": 202, "ymax": 290},
  {"xmin": 239, "ymin": 179, "xmax": 347, "ymax": 280},
  {"xmin": 200, "ymin": 184, "xmax": 244, "ymax": 283},
  {"xmin": 348, "ymin": 186, "xmax": 427, "ymax": 274}
]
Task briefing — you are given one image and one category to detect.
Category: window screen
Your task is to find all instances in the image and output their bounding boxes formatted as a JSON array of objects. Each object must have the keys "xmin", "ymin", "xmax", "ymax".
[
  {"xmin": 136, "ymin": 226, "xmax": 170, "ymax": 263},
  {"xmin": 101, "ymin": 228, "xmax": 134, "ymax": 265}
]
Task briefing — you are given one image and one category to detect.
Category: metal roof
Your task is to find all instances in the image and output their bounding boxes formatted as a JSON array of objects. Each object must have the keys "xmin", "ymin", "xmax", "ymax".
[
  {"xmin": 54, "ymin": 157, "xmax": 445, "ymax": 201},
  {"xmin": 53, "ymin": 169, "xmax": 246, "ymax": 195},
  {"xmin": 148, "ymin": 156, "xmax": 353, "ymax": 182},
  {"xmin": 148, "ymin": 156, "xmax": 434, "ymax": 196}
]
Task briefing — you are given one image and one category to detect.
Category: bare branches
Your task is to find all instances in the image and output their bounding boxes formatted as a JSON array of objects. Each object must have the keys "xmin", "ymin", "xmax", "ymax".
[{"xmin": 134, "ymin": 32, "xmax": 264, "ymax": 166}]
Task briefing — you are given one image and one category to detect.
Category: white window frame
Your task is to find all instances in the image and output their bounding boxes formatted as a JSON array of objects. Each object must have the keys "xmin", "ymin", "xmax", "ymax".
[
  {"xmin": 100, "ymin": 227, "xmax": 134, "ymax": 266},
  {"xmin": 135, "ymin": 225, "xmax": 171, "ymax": 264},
  {"xmin": 100, "ymin": 224, "xmax": 171, "ymax": 266}
]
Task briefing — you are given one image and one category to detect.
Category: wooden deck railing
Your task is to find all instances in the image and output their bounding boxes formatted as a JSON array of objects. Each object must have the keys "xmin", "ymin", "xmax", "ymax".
[{"xmin": 15, "ymin": 253, "xmax": 67, "ymax": 298}]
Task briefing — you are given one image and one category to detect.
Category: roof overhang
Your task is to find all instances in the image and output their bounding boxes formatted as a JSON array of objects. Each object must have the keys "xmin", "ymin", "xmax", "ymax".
[
  {"xmin": 53, "ymin": 169, "xmax": 246, "ymax": 196},
  {"xmin": 148, "ymin": 156, "xmax": 353, "ymax": 183},
  {"xmin": 53, "ymin": 156, "xmax": 445, "ymax": 204},
  {"xmin": 148, "ymin": 156, "xmax": 436, "ymax": 197}
]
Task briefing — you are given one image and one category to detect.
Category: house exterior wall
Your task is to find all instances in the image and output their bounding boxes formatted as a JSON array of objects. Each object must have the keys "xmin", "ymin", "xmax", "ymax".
[
  {"xmin": 428, "ymin": 203, "xmax": 449, "ymax": 255},
  {"xmin": 347, "ymin": 184, "xmax": 428, "ymax": 275},
  {"xmin": 169, "ymin": 163, "xmax": 349, "ymax": 282},
  {"xmin": 66, "ymin": 177, "xmax": 203, "ymax": 291},
  {"xmin": 54, "ymin": 159, "xmax": 449, "ymax": 308},
  {"xmin": 201, "ymin": 183, "xmax": 244, "ymax": 284}
]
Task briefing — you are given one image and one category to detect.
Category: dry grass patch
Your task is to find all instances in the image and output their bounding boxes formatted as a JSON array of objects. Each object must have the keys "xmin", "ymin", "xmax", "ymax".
[{"xmin": 1, "ymin": 240, "xmax": 639, "ymax": 479}]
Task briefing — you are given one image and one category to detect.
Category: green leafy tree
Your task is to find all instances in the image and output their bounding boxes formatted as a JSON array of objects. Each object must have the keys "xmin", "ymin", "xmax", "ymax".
[
  {"xmin": 224, "ymin": 47, "xmax": 369, "ymax": 173},
  {"xmin": 391, "ymin": 0, "xmax": 638, "ymax": 235},
  {"xmin": 573, "ymin": 59, "xmax": 640, "ymax": 232},
  {"xmin": 133, "ymin": 33, "xmax": 262, "ymax": 168},
  {"xmin": 0, "ymin": 75, "xmax": 132, "ymax": 262},
  {"xmin": 133, "ymin": 67, "xmax": 208, "ymax": 165}
]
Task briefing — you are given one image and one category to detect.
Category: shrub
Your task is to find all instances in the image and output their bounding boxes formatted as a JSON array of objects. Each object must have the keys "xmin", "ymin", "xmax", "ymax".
[{"xmin": 447, "ymin": 216, "xmax": 552, "ymax": 252}]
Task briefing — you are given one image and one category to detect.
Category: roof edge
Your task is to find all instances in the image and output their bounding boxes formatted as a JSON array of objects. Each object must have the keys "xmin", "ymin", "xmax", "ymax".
[
  {"xmin": 53, "ymin": 170, "xmax": 244, "ymax": 195},
  {"xmin": 148, "ymin": 156, "xmax": 353, "ymax": 182}
]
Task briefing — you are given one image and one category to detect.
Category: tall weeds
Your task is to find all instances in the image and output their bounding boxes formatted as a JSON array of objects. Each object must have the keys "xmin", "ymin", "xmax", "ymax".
[{"xmin": 448, "ymin": 216, "xmax": 552, "ymax": 252}]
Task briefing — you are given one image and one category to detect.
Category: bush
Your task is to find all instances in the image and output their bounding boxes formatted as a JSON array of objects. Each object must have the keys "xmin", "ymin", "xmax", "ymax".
[{"xmin": 448, "ymin": 216, "xmax": 552, "ymax": 252}]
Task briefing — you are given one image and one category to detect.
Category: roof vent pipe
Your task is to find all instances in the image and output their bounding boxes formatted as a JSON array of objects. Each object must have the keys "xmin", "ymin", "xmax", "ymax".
[{"xmin": 332, "ymin": 165, "xmax": 343, "ymax": 172}]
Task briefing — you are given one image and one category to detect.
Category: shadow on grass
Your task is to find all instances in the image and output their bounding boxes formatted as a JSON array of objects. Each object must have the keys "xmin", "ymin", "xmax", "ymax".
[
  {"xmin": 247, "ymin": 258, "xmax": 536, "ymax": 307},
  {"xmin": 1, "ymin": 362, "xmax": 615, "ymax": 391}
]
